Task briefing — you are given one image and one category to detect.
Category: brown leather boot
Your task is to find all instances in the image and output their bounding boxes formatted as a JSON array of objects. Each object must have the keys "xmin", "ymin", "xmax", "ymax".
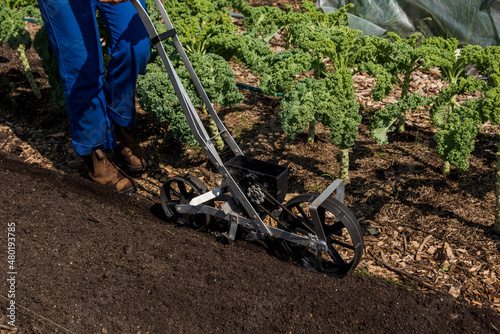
[
  {"xmin": 115, "ymin": 125, "xmax": 147, "ymax": 173},
  {"xmin": 85, "ymin": 149, "xmax": 136, "ymax": 193}
]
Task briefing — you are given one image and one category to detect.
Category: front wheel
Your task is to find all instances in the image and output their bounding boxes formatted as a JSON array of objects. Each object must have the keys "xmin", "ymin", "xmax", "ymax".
[
  {"xmin": 160, "ymin": 173, "xmax": 211, "ymax": 230},
  {"xmin": 279, "ymin": 194, "xmax": 364, "ymax": 277}
]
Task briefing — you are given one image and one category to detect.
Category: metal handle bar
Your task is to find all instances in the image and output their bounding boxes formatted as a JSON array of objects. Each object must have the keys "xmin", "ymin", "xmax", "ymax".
[{"xmin": 130, "ymin": 0, "xmax": 272, "ymax": 235}]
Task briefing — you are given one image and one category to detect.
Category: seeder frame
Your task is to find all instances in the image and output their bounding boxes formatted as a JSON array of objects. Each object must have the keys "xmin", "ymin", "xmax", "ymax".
[{"xmin": 130, "ymin": 0, "xmax": 364, "ymax": 276}]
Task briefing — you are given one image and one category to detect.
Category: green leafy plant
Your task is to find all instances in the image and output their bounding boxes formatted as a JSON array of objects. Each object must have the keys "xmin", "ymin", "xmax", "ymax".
[
  {"xmin": 0, "ymin": 0, "xmax": 38, "ymax": 10},
  {"xmin": 427, "ymin": 42, "xmax": 500, "ymax": 232},
  {"xmin": 279, "ymin": 68, "xmax": 361, "ymax": 181},
  {"xmin": 137, "ymin": 52, "xmax": 243, "ymax": 149},
  {"xmin": 141, "ymin": 0, "xmax": 245, "ymax": 151},
  {"xmin": 358, "ymin": 32, "xmax": 453, "ymax": 142},
  {"xmin": 434, "ymin": 98, "xmax": 483, "ymax": 171},
  {"xmin": 137, "ymin": 61, "xmax": 198, "ymax": 146},
  {"xmin": 271, "ymin": 20, "xmax": 361, "ymax": 144},
  {"xmin": 427, "ymin": 43, "xmax": 485, "ymax": 174},
  {"xmin": 473, "ymin": 47, "xmax": 500, "ymax": 232},
  {"xmin": 255, "ymin": 4, "xmax": 362, "ymax": 180},
  {"xmin": 0, "ymin": 4, "xmax": 41, "ymax": 99},
  {"xmin": 290, "ymin": 22, "xmax": 362, "ymax": 73},
  {"xmin": 259, "ymin": 49, "xmax": 313, "ymax": 96},
  {"xmin": 33, "ymin": 21, "xmax": 67, "ymax": 112},
  {"xmin": 232, "ymin": 0, "xmax": 351, "ymax": 47},
  {"xmin": 208, "ymin": 30, "xmax": 273, "ymax": 74}
]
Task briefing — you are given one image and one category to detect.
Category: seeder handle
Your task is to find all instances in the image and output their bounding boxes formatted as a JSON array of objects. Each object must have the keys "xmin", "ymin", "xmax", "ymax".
[{"xmin": 130, "ymin": 0, "xmax": 244, "ymax": 158}]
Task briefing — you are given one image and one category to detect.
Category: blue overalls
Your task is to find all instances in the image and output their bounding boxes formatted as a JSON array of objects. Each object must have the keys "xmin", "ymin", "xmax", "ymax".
[{"xmin": 37, "ymin": 0, "xmax": 151, "ymax": 156}]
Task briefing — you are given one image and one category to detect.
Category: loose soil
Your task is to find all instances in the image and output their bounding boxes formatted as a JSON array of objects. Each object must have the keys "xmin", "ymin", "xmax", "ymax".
[
  {"xmin": 1, "ymin": 152, "xmax": 499, "ymax": 333},
  {"xmin": 1, "ymin": 1, "xmax": 500, "ymax": 332}
]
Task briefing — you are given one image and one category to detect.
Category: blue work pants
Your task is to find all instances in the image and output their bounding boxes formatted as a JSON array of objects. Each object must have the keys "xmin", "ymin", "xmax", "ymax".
[{"xmin": 37, "ymin": 0, "xmax": 151, "ymax": 155}]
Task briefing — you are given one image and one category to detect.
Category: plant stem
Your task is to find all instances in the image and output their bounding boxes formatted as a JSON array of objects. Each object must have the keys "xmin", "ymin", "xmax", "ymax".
[
  {"xmin": 397, "ymin": 113, "xmax": 406, "ymax": 133},
  {"xmin": 397, "ymin": 68, "xmax": 413, "ymax": 133},
  {"xmin": 340, "ymin": 148, "xmax": 349, "ymax": 182},
  {"xmin": 18, "ymin": 44, "xmax": 42, "ymax": 100},
  {"xmin": 443, "ymin": 160, "xmax": 451, "ymax": 175},
  {"xmin": 307, "ymin": 119, "xmax": 316, "ymax": 143},
  {"xmin": 314, "ymin": 68, "xmax": 321, "ymax": 80},
  {"xmin": 202, "ymin": 105, "xmax": 224, "ymax": 152},
  {"xmin": 307, "ymin": 65, "xmax": 322, "ymax": 144},
  {"xmin": 495, "ymin": 133, "xmax": 500, "ymax": 234}
]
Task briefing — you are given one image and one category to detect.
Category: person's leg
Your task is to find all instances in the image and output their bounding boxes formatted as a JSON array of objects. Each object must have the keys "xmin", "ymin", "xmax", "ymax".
[
  {"xmin": 97, "ymin": 0, "xmax": 150, "ymax": 128},
  {"xmin": 37, "ymin": 0, "xmax": 114, "ymax": 156},
  {"xmin": 37, "ymin": 0, "xmax": 136, "ymax": 192},
  {"xmin": 98, "ymin": 0, "xmax": 150, "ymax": 171}
]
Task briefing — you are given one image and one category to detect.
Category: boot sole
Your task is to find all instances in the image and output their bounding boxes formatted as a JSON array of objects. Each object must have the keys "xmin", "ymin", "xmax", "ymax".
[{"xmin": 122, "ymin": 161, "xmax": 147, "ymax": 173}]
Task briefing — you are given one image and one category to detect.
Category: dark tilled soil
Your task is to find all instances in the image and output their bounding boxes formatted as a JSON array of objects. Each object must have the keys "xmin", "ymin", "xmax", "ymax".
[
  {"xmin": 1, "ymin": 151, "xmax": 499, "ymax": 334},
  {"xmin": 1, "ymin": 0, "xmax": 500, "ymax": 331}
]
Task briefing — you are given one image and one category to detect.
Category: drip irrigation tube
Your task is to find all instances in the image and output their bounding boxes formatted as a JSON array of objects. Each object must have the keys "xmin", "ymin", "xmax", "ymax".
[
  {"xmin": 229, "ymin": 12, "xmax": 245, "ymax": 19},
  {"xmin": 22, "ymin": 17, "xmax": 38, "ymax": 23}
]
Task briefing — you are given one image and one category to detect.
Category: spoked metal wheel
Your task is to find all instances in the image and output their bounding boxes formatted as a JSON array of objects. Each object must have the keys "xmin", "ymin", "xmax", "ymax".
[
  {"xmin": 280, "ymin": 194, "xmax": 364, "ymax": 278},
  {"xmin": 160, "ymin": 173, "xmax": 211, "ymax": 230}
]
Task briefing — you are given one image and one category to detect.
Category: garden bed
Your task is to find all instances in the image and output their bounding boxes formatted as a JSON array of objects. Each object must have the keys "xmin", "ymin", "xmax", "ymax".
[{"xmin": 0, "ymin": 1, "xmax": 499, "ymax": 332}]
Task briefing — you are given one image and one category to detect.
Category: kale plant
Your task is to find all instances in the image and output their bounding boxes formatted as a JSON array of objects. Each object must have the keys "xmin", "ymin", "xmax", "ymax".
[
  {"xmin": 280, "ymin": 68, "xmax": 361, "ymax": 181},
  {"xmin": 359, "ymin": 32, "xmax": 453, "ymax": 143},
  {"xmin": 0, "ymin": 4, "xmax": 41, "ymax": 99},
  {"xmin": 137, "ymin": 52, "xmax": 243, "ymax": 150}
]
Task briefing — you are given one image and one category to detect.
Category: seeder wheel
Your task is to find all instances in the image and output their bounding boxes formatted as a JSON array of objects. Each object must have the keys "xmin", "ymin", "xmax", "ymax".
[
  {"xmin": 160, "ymin": 173, "xmax": 211, "ymax": 230},
  {"xmin": 280, "ymin": 194, "xmax": 364, "ymax": 277}
]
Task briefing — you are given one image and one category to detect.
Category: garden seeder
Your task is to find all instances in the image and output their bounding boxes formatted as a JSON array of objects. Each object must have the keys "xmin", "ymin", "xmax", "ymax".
[{"xmin": 131, "ymin": 0, "xmax": 364, "ymax": 277}]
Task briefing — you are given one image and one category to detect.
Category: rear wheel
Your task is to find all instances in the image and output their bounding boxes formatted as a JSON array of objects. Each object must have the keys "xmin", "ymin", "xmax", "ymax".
[{"xmin": 280, "ymin": 194, "xmax": 364, "ymax": 277}]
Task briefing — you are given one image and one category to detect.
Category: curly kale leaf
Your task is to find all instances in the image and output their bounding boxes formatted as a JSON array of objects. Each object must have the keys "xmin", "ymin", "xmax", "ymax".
[
  {"xmin": 290, "ymin": 24, "xmax": 362, "ymax": 71},
  {"xmin": 320, "ymin": 68, "xmax": 361, "ymax": 150},
  {"xmin": 164, "ymin": 0, "xmax": 232, "ymax": 25},
  {"xmin": 299, "ymin": 1, "xmax": 351, "ymax": 28},
  {"xmin": 260, "ymin": 49, "xmax": 313, "ymax": 95},
  {"xmin": 288, "ymin": 23, "xmax": 335, "ymax": 60},
  {"xmin": 213, "ymin": 0, "xmax": 252, "ymax": 17},
  {"xmin": 367, "ymin": 33, "xmax": 448, "ymax": 95},
  {"xmin": 236, "ymin": 32, "xmax": 274, "ymax": 73},
  {"xmin": 176, "ymin": 17, "xmax": 237, "ymax": 55},
  {"xmin": 430, "ymin": 76, "xmax": 485, "ymax": 126},
  {"xmin": 280, "ymin": 67, "xmax": 360, "ymax": 150},
  {"xmin": 481, "ymin": 86, "xmax": 500, "ymax": 125},
  {"xmin": 242, "ymin": 5, "xmax": 285, "ymax": 42},
  {"xmin": 357, "ymin": 61, "xmax": 393, "ymax": 101},
  {"xmin": 371, "ymin": 93, "xmax": 428, "ymax": 145},
  {"xmin": 326, "ymin": 25, "xmax": 363, "ymax": 69},
  {"xmin": 208, "ymin": 31, "xmax": 273, "ymax": 74},
  {"xmin": 279, "ymin": 77, "xmax": 317, "ymax": 138},
  {"xmin": 434, "ymin": 100, "xmax": 482, "ymax": 171},
  {"xmin": 188, "ymin": 53, "xmax": 243, "ymax": 108},
  {"xmin": 0, "ymin": 0, "xmax": 38, "ymax": 10},
  {"xmin": 137, "ymin": 53, "xmax": 243, "ymax": 145},
  {"xmin": 352, "ymin": 34, "xmax": 392, "ymax": 64},
  {"xmin": 0, "ymin": 5, "xmax": 33, "ymax": 49},
  {"xmin": 238, "ymin": 1, "xmax": 351, "ymax": 45},
  {"xmin": 158, "ymin": 0, "xmax": 235, "ymax": 55},
  {"xmin": 474, "ymin": 46, "xmax": 500, "ymax": 77},
  {"xmin": 325, "ymin": 99, "xmax": 361, "ymax": 150},
  {"xmin": 471, "ymin": 46, "xmax": 500, "ymax": 88},
  {"xmin": 423, "ymin": 40, "xmax": 482, "ymax": 85},
  {"xmin": 136, "ymin": 62, "xmax": 198, "ymax": 146},
  {"xmin": 418, "ymin": 37, "xmax": 457, "ymax": 74},
  {"xmin": 370, "ymin": 103, "xmax": 401, "ymax": 145}
]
